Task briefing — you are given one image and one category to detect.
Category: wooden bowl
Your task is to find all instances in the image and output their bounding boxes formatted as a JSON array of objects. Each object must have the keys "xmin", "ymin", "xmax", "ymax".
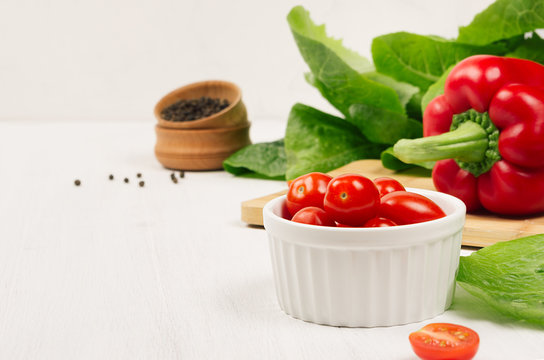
[
  {"xmin": 154, "ymin": 80, "xmax": 248, "ymax": 129},
  {"xmin": 154, "ymin": 123, "xmax": 252, "ymax": 170}
]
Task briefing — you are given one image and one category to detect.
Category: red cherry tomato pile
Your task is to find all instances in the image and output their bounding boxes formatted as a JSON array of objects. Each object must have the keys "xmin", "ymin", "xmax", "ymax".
[{"xmin": 285, "ymin": 172, "xmax": 446, "ymax": 227}]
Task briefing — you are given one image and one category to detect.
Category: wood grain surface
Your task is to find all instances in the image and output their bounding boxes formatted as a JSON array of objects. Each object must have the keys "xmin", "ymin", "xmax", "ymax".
[{"xmin": 241, "ymin": 159, "xmax": 544, "ymax": 248}]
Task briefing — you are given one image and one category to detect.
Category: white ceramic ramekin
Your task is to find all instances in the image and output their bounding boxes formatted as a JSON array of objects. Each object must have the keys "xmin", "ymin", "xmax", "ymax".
[{"xmin": 263, "ymin": 188, "xmax": 466, "ymax": 327}]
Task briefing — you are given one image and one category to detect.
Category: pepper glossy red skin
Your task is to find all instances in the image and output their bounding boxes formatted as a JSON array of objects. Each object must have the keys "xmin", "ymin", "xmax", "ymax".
[
  {"xmin": 424, "ymin": 55, "xmax": 544, "ymax": 215},
  {"xmin": 432, "ymin": 159, "xmax": 480, "ymax": 212}
]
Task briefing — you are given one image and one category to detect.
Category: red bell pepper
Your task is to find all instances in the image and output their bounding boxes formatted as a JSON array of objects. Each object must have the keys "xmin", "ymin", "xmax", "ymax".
[{"xmin": 393, "ymin": 55, "xmax": 544, "ymax": 215}]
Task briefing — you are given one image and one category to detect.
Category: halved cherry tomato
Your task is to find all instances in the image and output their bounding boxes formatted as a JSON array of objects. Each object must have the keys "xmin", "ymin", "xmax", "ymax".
[
  {"xmin": 363, "ymin": 217, "xmax": 397, "ymax": 227},
  {"xmin": 409, "ymin": 323, "xmax": 479, "ymax": 360},
  {"xmin": 286, "ymin": 172, "xmax": 332, "ymax": 217},
  {"xmin": 379, "ymin": 191, "xmax": 446, "ymax": 225},
  {"xmin": 291, "ymin": 207, "xmax": 336, "ymax": 227},
  {"xmin": 373, "ymin": 177, "xmax": 406, "ymax": 197},
  {"xmin": 323, "ymin": 174, "xmax": 380, "ymax": 226}
]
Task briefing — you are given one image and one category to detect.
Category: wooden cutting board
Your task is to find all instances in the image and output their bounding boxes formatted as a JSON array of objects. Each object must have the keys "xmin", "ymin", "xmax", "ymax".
[{"xmin": 241, "ymin": 159, "xmax": 544, "ymax": 248}]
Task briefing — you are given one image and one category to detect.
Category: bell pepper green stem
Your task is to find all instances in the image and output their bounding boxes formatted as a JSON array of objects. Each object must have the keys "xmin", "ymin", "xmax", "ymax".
[
  {"xmin": 393, "ymin": 109, "xmax": 501, "ymax": 177},
  {"xmin": 393, "ymin": 121, "xmax": 488, "ymax": 163}
]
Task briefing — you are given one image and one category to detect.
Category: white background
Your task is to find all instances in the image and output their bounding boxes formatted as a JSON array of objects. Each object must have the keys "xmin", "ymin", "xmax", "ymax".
[{"xmin": 0, "ymin": 0, "xmax": 495, "ymax": 123}]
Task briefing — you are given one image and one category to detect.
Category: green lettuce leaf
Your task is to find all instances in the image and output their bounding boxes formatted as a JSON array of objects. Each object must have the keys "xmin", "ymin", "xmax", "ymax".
[
  {"xmin": 223, "ymin": 139, "xmax": 286, "ymax": 179},
  {"xmin": 457, "ymin": 0, "xmax": 544, "ymax": 46},
  {"xmin": 457, "ymin": 234, "xmax": 544, "ymax": 326},
  {"xmin": 285, "ymin": 103, "xmax": 385, "ymax": 180},
  {"xmin": 405, "ymin": 91, "xmax": 423, "ymax": 121},
  {"xmin": 364, "ymin": 72, "xmax": 420, "ymax": 112},
  {"xmin": 420, "ymin": 66, "xmax": 454, "ymax": 112},
  {"xmin": 348, "ymin": 104, "xmax": 422, "ymax": 145},
  {"xmin": 372, "ymin": 32, "xmax": 506, "ymax": 91},
  {"xmin": 287, "ymin": 6, "xmax": 408, "ymax": 116},
  {"xmin": 304, "ymin": 72, "xmax": 419, "ymax": 114},
  {"xmin": 507, "ymin": 32, "xmax": 544, "ymax": 64}
]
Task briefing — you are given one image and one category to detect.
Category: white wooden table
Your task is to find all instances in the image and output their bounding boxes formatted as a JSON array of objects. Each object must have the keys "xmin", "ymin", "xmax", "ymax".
[{"xmin": 0, "ymin": 120, "xmax": 543, "ymax": 360}]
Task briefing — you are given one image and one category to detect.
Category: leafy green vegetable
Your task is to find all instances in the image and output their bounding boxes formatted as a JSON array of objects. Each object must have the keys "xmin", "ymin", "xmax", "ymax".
[
  {"xmin": 364, "ymin": 72, "xmax": 420, "ymax": 112},
  {"xmin": 284, "ymin": 104, "xmax": 384, "ymax": 180},
  {"xmin": 457, "ymin": 234, "xmax": 544, "ymax": 326},
  {"xmin": 348, "ymin": 104, "xmax": 422, "ymax": 145},
  {"xmin": 223, "ymin": 139, "xmax": 286, "ymax": 179},
  {"xmin": 507, "ymin": 32, "xmax": 544, "ymax": 64},
  {"xmin": 457, "ymin": 0, "xmax": 544, "ymax": 46},
  {"xmin": 286, "ymin": 6, "xmax": 373, "ymax": 73},
  {"xmin": 405, "ymin": 91, "xmax": 423, "ymax": 121},
  {"xmin": 287, "ymin": 6, "xmax": 407, "ymax": 116},
  {"xmin": 372, "ymin": 32, "xmax": 506, "ymax": 91},
  {"xmin": 224, "ymin": 0, "xmax": 544, "ymax": 180},
  {"xmin": 420, "ymin": 66, "xmax": 453, "ymax": 112}
]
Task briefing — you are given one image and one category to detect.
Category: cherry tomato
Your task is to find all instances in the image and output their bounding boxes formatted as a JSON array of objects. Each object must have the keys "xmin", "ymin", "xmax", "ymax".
[
  {"xmin": 291, "ymin": 207, "xmax": 336, "ymax": 227},
  {"xmin": 286, "ymin": 172, "xmax": 332, "ymax": 216},
  {"xmin": 335, "ymin": 222, "xmax": 355, "ymax": 227},
  {"xmin": 323, "ymin": 174, "xmax": 380, "ymax": 226},
  {"xmin": 409, "ymin": 323, "xmax": 480, "ymax": 360},
  {"xmin": 279, "ymin": 201, "xmax": 293, "ymax": 221},
  {"xmin": 373, "ymin": 177, "xmax": 406, "ymax": 197},
  {"xmin": 363, "ymin": 217, "xmax": 397, "ymax": 227},
  {"xmin": 379, "ymin": 191, "xmax": 446, "ymax": 225}
]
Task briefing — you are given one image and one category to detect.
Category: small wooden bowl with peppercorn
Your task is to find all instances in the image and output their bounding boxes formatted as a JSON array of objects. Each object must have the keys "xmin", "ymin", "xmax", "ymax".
[{"xmin": 154, "ymin": 80, "xmax": 251, "ymax": 170}]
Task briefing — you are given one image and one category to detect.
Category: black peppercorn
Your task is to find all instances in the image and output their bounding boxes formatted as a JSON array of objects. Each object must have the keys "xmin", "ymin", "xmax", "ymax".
[
  {"xmin": 124, "ymin": 178, "xmax": 129, "ymax": 183},
  {"xmin": 160, "ymin": 97, "xmax": 230, "ymax": 122},
  {"xmin": 74, "ymin": 179, "xmax": 81, "ymax": 186}
]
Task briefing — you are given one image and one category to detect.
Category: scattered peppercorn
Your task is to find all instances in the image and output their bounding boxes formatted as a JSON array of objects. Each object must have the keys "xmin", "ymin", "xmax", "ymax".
[
  {"xmin": 139, "ymin": 181, "xmax": 145, "ymax": 187},
  {"xmin": 170, "ymin": 173, "xmax": 178, "ymax": 184},
  {"xmin": 160, "ymin": 96, "xmax": 230, "ymax": 122},
  {"xmin": 137, "ymin": 173, "xmax": 142, "ymax": 178},
  {"xmin": 74, "ymin": 179, "xmax": 81, "ymax": 186},
  {"xmin": 179, "ymin": 171, "xmax": 185, "ymax": 178},
  {"xmin": 124, "ymin": 178, "xmax": 129, "ymax": 183},
  {"xmin": 109, "ymin": 174, "xmax": 114, "ymax": 180}
]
